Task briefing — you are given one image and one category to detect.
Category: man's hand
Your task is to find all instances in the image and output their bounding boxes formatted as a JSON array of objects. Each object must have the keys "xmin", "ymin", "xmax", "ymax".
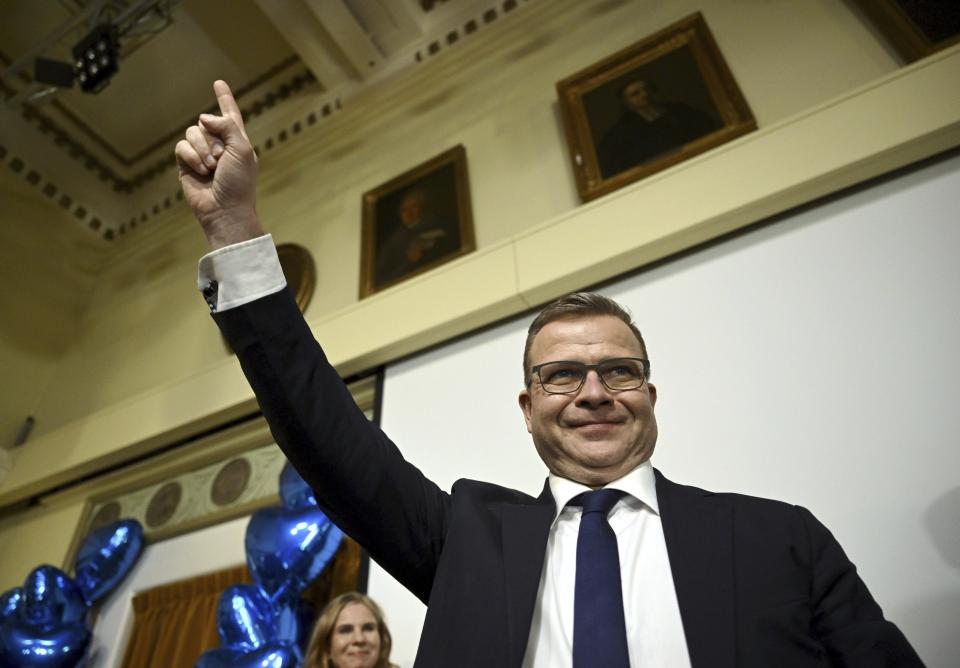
[{"xmin": 175, "ymin": 80, "xmax": 264, "ymax": 250}]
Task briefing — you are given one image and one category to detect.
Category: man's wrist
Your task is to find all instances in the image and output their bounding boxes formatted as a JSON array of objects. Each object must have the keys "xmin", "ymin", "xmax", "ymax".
[{"xmin": 203, "ymin": 207, "xmax": 264, "ymax": 251}]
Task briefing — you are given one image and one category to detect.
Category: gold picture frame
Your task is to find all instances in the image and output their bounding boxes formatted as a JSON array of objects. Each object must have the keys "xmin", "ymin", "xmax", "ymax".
[
  {"xmin": 360, "ymin": 145, "xmax": 475, "ymax": 297},
  {"xmin": 850, "ymin": 0, "xmax": 960, "ymax": 63},
  {"xmin": 556, "ymin": 12, "xmax": 756, "ymax": 202},
  {"xmin": 222, "ymin": 243, "xmax": 314, "ymax": 355},
  {"xmin": 277, "ymin": 242, "xmax": 317, "ymax": 312}
]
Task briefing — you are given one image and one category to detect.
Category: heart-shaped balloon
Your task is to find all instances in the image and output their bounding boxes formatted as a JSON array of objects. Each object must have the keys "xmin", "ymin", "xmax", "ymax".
[
  {"xmin": 214, "ymin": 585, "xmax": 302, "ymax": 655},
  {"xmin": 73, "ymin": 519, "xmax": 144, "ymax": 605},
  {"xmin": 0, "ymin": 619, "xmax": 91, "ymax": 668},
  {"xmin": 216, "ymin": 585, "xmax": 276, "ymax": 651},
  {"xmin": 278, "ymin": 462, "xmax": 317, "ymax": 510},
  {"xmin": 195, "ymin": 643, "xmax": 300, "ymax": 668},
  {"xmin": 245, "ymin": 506, "xmax": 342, "ymax": 604},
  {"xmin": 273, "ymin": 600, "xmax": 303, "ymax": 649},
  {"xmin": 20, "ymin": 566, "xmax": 87, "ymax": 632},
  {"xmin": 1, "ymin": 587, "xmax": 23, "ymax": 624}
]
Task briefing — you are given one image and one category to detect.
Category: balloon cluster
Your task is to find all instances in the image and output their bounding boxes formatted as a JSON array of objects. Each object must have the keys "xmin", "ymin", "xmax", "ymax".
[
  {"xmin": 197, "ymin": 463, "xmax": 343, "ymax": 668},
  {"xmin": 0, "ymin": 519, "xmax": 144, "ymax": 667}
]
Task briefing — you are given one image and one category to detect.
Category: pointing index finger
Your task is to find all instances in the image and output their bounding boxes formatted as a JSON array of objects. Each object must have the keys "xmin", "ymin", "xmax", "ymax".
[{"xmin": 213, "ymin": 79, "xmax": 247, "ymax": 135}]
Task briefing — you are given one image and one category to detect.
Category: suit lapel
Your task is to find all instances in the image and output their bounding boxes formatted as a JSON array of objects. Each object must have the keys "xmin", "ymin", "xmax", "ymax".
[
  {"xmin": 656, "ymin": 470, "xmax": 736, "ymax": 668},
  {"xmin": 500, "ymin": 480, "xmax": 555, "ymax": 668}
]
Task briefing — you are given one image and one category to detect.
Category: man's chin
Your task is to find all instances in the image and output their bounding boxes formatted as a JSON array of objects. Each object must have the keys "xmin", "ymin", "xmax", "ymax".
[
  {"xmin": 571, "ymin": 436, "xmax": 627, "ymax": 459},
  {"xmin": 567, "ymin": 451, "xmax": 630, "ymax": 480},
  {"xmin": 565, "ymin": 442, "xmax": 653, "ymax": 482}
]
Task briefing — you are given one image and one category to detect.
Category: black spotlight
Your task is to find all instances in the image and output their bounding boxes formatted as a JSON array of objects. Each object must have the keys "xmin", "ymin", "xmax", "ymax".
[{"xmin": 72, "ymin": 24, "xmax": 119, "ymax": 93}]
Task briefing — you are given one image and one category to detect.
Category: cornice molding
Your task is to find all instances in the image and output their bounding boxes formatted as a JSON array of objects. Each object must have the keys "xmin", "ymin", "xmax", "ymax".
[{"xmin": 1, "ymin": 0, "xmax": 534, "ymax": 242}]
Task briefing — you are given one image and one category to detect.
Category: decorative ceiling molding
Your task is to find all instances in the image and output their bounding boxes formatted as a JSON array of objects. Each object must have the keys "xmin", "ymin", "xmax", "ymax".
[
  {"xmin": 60, "ymin": 55, "xmax": 310, "ymax": 169},
  {"xmin": 415, "ymin": 0, "xmax": 523, "ymax": 63},
  {"xmin": 2, "ymin": 50, "xmax": 315, "ymax": 191},
  {"xmin": 0, "ymin": 143, "xmax": 107, "ymax": 238},
  {"xmin": 1, "ymin": 0, "xmax": 535, "ymax": 242}
]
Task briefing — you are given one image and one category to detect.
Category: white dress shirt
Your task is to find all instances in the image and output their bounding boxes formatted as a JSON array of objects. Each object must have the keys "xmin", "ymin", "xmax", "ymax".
[
  {"xmin": 199, "ymin": 236, "xmax": 692, "ymax": 665},
  {"xmin": 522, "ymin": 461, "xmax": 691, "ymax": 667}
]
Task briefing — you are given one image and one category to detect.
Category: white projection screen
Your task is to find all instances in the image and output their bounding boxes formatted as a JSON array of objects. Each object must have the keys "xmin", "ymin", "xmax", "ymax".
[{"xmin": 372, "ymin": 152, "xmax": 960, "ymax": 667}]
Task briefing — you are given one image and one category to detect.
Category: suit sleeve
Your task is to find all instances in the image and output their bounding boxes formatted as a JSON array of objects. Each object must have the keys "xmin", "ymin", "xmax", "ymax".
[
  {"xmin": 214, "ymin": 287, "xmax": 450, "ymax": 603},
  {"xmin": 798, "ymin": 507, "xmax": 924, "ymax": 667}
]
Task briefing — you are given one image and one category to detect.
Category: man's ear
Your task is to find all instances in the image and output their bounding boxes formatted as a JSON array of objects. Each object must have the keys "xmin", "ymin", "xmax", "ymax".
[
  {"xmin": 647, "ymin": 382, "xmax": 657, "ymax": 407},
  {"xmin": 518, "ymin": 389, "xmax": 534, "ymax": 433}
]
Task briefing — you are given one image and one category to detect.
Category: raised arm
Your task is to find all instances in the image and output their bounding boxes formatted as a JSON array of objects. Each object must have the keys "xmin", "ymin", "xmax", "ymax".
[
  {"xmin": 175, "ymin": 80, "xmax": 264, "ymax": 249},
  {"xmin": 174, "ymin": 82, "xmax": 452, "ymax": 603}
]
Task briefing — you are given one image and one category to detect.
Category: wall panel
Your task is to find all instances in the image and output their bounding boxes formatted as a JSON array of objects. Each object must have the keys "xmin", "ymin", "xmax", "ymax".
[{"xmin": 373, "ymin": 152, "xmax": 960, "ymax": 666}]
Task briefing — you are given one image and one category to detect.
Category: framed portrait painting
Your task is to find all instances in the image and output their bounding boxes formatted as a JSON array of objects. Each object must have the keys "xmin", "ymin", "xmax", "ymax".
[
  {"xmin": 360, "ymin": 145, "xmax": 475, "ymax": 297},
  {"xmin": 557, "ymin": 12, "xmax": 756, "ymax": 202}
]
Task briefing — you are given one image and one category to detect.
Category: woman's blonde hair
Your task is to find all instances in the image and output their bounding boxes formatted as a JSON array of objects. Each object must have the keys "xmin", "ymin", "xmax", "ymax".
[{"xmin": 304, "ymin": 592, "xmax": 394, "ymax": 668}]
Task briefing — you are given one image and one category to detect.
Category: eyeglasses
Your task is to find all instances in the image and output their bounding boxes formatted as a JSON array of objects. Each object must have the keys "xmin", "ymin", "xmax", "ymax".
[{"xmin": 530, "ymin": 357, "xmax": 650, "ymax": 394}]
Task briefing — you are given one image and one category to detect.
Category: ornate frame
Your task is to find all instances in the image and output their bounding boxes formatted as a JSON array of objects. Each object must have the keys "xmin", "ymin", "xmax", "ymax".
[
  {"xmin": 360, "ymin": 145, "xmax": 475, "ymax": 297},
  {"xmin": 851, "ymin": 0, "xmax": 960, "ymax": 63},
  {"xmin": 556, "ymin": 12, "xmax": 756, "ymax": 202}
]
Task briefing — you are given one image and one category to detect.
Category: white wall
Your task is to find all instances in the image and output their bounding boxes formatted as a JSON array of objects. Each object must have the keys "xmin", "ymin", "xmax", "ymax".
[
  {"xmin": 372, "ymin": 152, "xmax": 960, "ymax": 667},
  {"xmin": 88, "ymin": 516, "xmax": 248, "ymax": 668}
]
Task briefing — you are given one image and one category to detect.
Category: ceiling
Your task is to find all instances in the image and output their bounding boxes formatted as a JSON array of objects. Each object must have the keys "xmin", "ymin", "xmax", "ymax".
[{"xmin": 0, "ymin": 0, "xmax": 527, "ymax": 240}]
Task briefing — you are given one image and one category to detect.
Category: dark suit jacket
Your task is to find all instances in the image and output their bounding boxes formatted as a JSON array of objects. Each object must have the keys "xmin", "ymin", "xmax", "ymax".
[{"xmin": 215, "ymin": 288, "xmax": 922, "ymax": 667}]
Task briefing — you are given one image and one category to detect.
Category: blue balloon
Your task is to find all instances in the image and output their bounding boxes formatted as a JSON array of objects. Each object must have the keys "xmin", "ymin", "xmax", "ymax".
[
  {"xmin": 195, "ymin": 644, "xmax": 300, "ymax": 668},
  {"xmin": 245, "ymin": 506, "xmax": 343, "ymax": 604},
  {"xmin": 73, "ymin": 519, "xmax": 144, "ymax": 605},
  {"xmin": 278, "ymin": 463, "xmax": 316, "ymax": 509},
  {"xmin": 292, "ymin": 599, "xmax": 317, "ymax": 654},
  {"xmin": 1, "ymin": 588, "xmax": 23, "ymax": 624},
  {"xmin": 20, "ymin": 566, "xmax": 87, "ymax": 632},
  {"xmin": 273, "ymin": 600, "xmax": 301, "ymax": 648},
  {"xmin": 216, "ymin": 585, "xmax": 275, "ymax": 651},
  {"xmin": 0, "ymin": 619, "xmax": 91, "ymax": 668}
]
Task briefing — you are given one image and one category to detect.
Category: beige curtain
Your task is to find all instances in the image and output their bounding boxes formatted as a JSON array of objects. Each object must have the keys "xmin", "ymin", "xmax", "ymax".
[
  {"xmin": 120, "ymin": 564, "xmax": 250, "ymax": 668},
  {"xmin": 119, "ymin": 539, "xmax": 362, "ymax": 668}
]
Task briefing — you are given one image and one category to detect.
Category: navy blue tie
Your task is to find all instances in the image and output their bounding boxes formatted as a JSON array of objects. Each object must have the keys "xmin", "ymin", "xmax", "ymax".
[{"xmin": 572, "ymin": 488, "xmax": 630, "ymax": 668}]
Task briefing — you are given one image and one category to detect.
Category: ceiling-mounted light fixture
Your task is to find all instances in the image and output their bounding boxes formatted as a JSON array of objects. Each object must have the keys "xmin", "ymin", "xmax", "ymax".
[
  {"xmin": 33, "ymin": 57, "xmax": 75, "ymax": 89},
  {"xmin": 4, "ymin": 0, "xmax": 176, "ymax": 106},
  {"xmin": 72, "ymin": 23, "xmax": 119, "ymax": 93}
]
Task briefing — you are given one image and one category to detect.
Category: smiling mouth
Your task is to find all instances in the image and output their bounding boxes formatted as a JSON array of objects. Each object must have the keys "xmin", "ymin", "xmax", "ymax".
[{"xmin": 571, "ymin": 421, "xmax": 622, "ymax": 429}]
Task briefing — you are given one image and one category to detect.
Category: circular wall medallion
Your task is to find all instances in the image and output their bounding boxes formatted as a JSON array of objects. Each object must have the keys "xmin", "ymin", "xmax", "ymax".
[
  {"xmin": 224, "ymin": 244, "xmax": 315, "ymax": 356},
  {"xmin": 277, "ymin": 243, "xmax": 316, "ymax": 313},
  {"xmin": 146, "ymin": 482, "xmax": 182, "ymax": 528},
  {"xmin": 89, "ymin": 501, "xmax": 121, "ymax": 531},
  {"xmin": 211, "ymin": 458, "xmax": 252, "ymax": 507}
]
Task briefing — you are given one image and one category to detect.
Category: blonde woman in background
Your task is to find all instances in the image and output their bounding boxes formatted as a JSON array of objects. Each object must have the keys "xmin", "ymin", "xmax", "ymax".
[{"xmin": 305, "ymin": 592, "xmax": 398, "ymax": 668}]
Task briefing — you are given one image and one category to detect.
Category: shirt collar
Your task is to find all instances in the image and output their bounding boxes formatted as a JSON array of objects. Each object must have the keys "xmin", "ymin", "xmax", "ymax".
[{"xmin": 547, "ymin": 460, "xmax": 659, "ymax": 524}]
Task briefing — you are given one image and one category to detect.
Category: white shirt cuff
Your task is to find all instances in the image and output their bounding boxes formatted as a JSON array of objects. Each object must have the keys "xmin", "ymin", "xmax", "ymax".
[{"xmin": 197, "ymin": 234, "xmax": 287, "ymax": 312}]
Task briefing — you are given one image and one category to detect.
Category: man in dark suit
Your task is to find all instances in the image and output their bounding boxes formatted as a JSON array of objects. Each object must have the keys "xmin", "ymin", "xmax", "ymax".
[{"xmin": 176, "ymin": 81, "xmax": 923, "ymax": 667}]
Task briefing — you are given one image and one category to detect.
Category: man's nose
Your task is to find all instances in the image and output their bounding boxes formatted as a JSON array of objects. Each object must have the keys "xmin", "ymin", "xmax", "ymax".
[{"xmin": 575, "ymin": 369, "xmax": 612, "ymax": 404}]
